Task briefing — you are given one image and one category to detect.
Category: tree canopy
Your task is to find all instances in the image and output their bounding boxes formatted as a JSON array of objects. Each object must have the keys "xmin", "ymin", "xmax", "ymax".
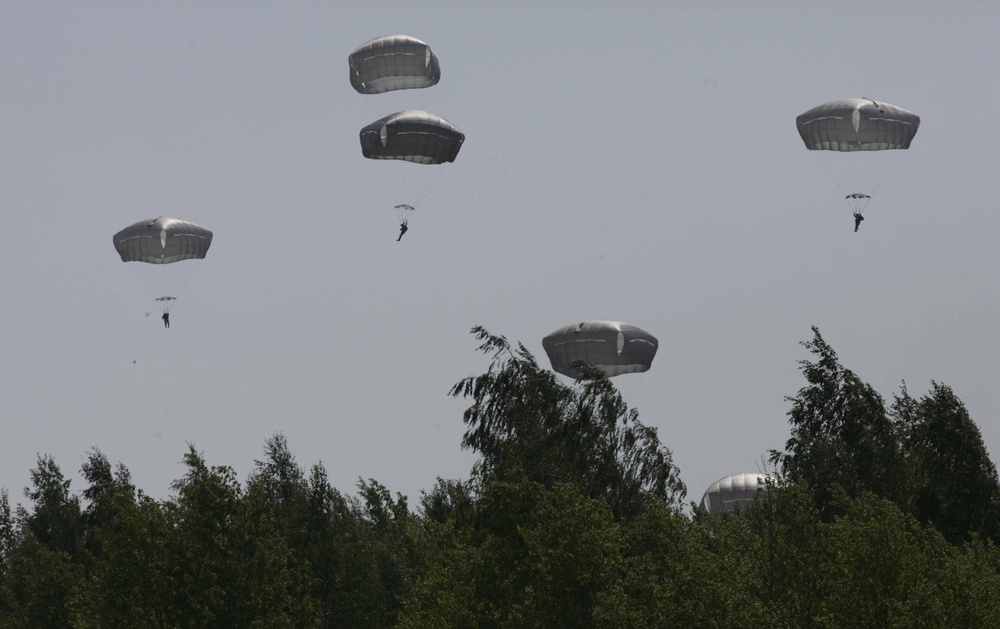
[{"xmin": 2, "ymin": 325, "xmax": 999, "ymax": 627}]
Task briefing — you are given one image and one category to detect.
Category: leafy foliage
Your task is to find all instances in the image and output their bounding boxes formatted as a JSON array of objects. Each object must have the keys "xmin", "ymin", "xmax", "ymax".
[
  {"xmin": 2, "ymin": 326, "xmax": 999, "ymax": 626},
  {"xmin": 771, "ymin": 327, "xmax": 906, "ymax": 515},
  {"xmin": 450, "ymin": 326, "xmax": 686, "ymax": 518},
  {"xmin": 892, "ymin": 382, "xmax": 1000, "ymax": 544}
]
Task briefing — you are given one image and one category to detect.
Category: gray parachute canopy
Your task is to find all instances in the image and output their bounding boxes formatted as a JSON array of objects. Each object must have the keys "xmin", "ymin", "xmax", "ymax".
[
  {"xmin": 700, "ymin": 472, "xmax": 774, "ymax": 514},
  {"xmin": 349, "ymin": 35, "xmax": 441, "ymax": 95},
  {"xmin": 542, "ymin": 320, "xmax": 658, "ymax": 379},
  {"xmin": 113, "ymin": 217, "xmax": 213, "ymax": 264},
  {"xmin": 360, "ymin": 110, "xmax": 465, "ymax": 164},
  {"xmin": 796, "ymin": 98, "xmax": 920, "ymax": 151}
]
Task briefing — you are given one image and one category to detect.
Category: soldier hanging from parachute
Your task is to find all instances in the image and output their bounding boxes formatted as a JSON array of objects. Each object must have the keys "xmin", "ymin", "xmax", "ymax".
[{"xmin": 796, "ymin": 98, "xmax": 920, "ymax": 233}]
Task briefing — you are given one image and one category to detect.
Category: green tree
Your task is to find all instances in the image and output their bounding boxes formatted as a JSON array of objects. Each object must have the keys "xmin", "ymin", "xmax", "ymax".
[
  {"xmin": 235, "ymin": 481, "xmax": 320, "ymax": 627},
  {"xmin": 892, "ymin": 382, "xmax": 1000, "ymax": 544},
  {"xmin": 78, "ymin": 450, "xmax": 176, "ymax": 627},
  {"xmin": 451, "ymin": 326, "xmax": 685, "ymax": 518},
  {"xmin": 355, "ymin": 479, "xmax": 415, "ymax": 626},
  {"xmin": 772, "ymin": 327, "xmax": 905, "ymax": 516},
  {"xmin": 0, "ymin": 535, "xmax": 89, "ymax": 628},
  {"xmin": 418, "ymin": 478, "xmax": 475, "ymax": 526},
  {"xmin": 593, "ymin": 500, "xmax": 727, "ymax": 628},
  {"xmin": 0, "ymin": 490, "xmax": 12, "ymax": 580},
  {"xmin": 244, "ymin": 434, "xmax": 320, "ymax": 624},
  {"xmin": 165, "ymin": 444, "xmax": 244, "ymax": 627},
  {"xmin": 401, "ymin": 479, "xmax": 621, "ymax": 628},
  {"xmin": 89, "ymin": 491, "xmax": 175, "ymax": 628},
  {"xmin": 815, "ymin": 492, "xmax": 987, "ymax": 628},
  {"xmin": 21, "ymin": 454, "xmax": 84, "ymax": 562},
  {"xmin": 302, "ymin": 464, "xmax": 388, "ymax": 627}
]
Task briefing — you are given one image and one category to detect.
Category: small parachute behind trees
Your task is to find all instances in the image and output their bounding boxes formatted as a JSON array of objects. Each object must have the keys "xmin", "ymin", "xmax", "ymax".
[
  {"xmin": 113, "ymin": 217, "xmax": 213, "ymax": 315},
  {"xmin": 796, "ymin": 98, "xmax": 920, "ymax": 220},
  {"xmin": 700, "ymin": 472, "xmax": 774, "ymax": 514},
  {"xmin": 542, "ymin": 320, "xmax": 658, "ymax": 379}
]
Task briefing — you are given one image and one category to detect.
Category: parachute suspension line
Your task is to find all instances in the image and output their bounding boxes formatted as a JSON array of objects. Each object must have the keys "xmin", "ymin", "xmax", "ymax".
[
  {"xmin": 156, "ymin": 296, "xmax": 178, "ymax": 315},
  {"xmin": 844, "ymin": 193, "xmax": 872, "ymax": 215},
  {"xmin": 613, "ymin": 367, "xmax": 649, "ymax": 406},
  {"xmin": 865, "ymin": 152, "xmax": 908, "ymax": 200},
  {"xmin": 369, "ymin": 158, "xmax": 400, "ymax": 207},
  {"xmin": 124, "ymin": 258, "xmax": 204, "ymax": 315},
  {"xmin": 368, "ymin": 159, "xmax": 448, "ymax": 217},
  {"xmin": 812, "ymin": 150, "xmax": 895, "ymax": 213},
  {"xmin": 394, "ymin": 204, "xmax": 415, "ymax": 224},
  {"xmin": 408, "ymin": 164, "xmax": 446, "ymax": 208}
]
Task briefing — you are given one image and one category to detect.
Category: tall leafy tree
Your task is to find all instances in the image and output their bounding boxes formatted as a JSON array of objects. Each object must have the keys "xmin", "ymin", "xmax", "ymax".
[
  {"xmin": 0, "ymin": 536, "xmax": 88, "ymax": 628},
  {"xmin": 418, "ymin": 478, "xmax": 475, "ymax": 527},
  {"xmin": 0, "ymin": 490, "xmax": 12, "ymax": 581},
  {"xmin": 401, "ymin": 480, "xmax": 621, "ymax": 628},
  {"xmin": 355, "ymin": 479, "xmax": 415, "ymax": 626},
  {"xmin": 771, "ymin": 327, "xmax": 905, "ymax": 515},
  {"xmin": 594, "ymin": 500, "xmax": 727, "ymax": 628},
  {"xmin": 814, "ymin": 492, "xmax": 997, "ymax": 628},
  {"xmin": 80, "ymin": 449, "xmax": 135, "ymax": 573},
  {"xmin": 892, "ymin": 381, "xmax": 1000, "ymax": 544},
  {"xmin": 1, "ymin": 456, "xmax": 88, "ymax": 627},
  {"xmin": 77, "ymin": 449, "xmax": 176, "ymax": 627},
  {"xmin": 20, "ymin": 454, "xmax": 83, "ymax": 562},
  {"xmin": 451, "ymin": 326, "xmax": 685, "ymax": 518},
  {"xmin": 303, "ymin": 464, "xmax": 390, "ymax": 627},
  {"xmin": 165, "ymin": 444, "xmax": 244, "ymax": 627}
]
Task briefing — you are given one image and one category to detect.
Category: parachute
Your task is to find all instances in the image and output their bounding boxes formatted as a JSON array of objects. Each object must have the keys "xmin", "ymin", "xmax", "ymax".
[
  {"xmin": 360, "ymin": 110, "xmax": 464, "ymax": 164},
  {"xmin": 113, "ymin": 217, "xmax": 213, "ymax": 315},
  {"xmin": 700, "ymin": 472, "xmax": 774, "ymax": 514},
  {"xmin": 350, "ymin": 35, "xmax": 464, "ymax": 230},
  {"xmin": 844, "ymin": 193, "xmax": 871, "ymax": 214},
  {"xmin": 394, "ymin": 204, "xmax": 415, "ymax": 224},
  {"xmin": 358, "ymin": 110, "xmax": 464, "ymax": 219},
  {"xmin": 349, "ymin": 35, "xmax": 441, "ymax": 95},
  {"xmin": 542, "ymin": 320, "xmax": 658, "ymax": 379},
  {"xmin": 796, "ymin": 98, "xmax": 920, "ymax": 218}
]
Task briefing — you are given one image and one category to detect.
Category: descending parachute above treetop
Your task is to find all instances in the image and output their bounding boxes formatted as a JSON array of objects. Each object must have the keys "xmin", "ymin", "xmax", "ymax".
[
  {"xmin": 542, "ymin": 320, "xmax": 658, "ymax": 379},
  {"xmin": 700, "ymin": 472, "xmax": 775, "ymax": 514},
  {"xmin": 113, "ymin": 217, "xmax": 213, "ymax": 314},
  {"xmin": 796, "ymin": 98, "xmax": 920, "ymax": 215}
]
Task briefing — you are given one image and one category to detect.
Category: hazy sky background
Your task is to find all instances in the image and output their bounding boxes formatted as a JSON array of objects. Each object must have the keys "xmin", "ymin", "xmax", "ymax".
[{"xmin": 3, "ymin": 1, "xmax": 999, "ymax": 508}]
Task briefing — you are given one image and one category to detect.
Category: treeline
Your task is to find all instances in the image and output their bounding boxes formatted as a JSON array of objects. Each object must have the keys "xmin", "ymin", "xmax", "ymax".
[{"xmin": 2, "ymin": 326, "xmax": 999, "ymax": 627}]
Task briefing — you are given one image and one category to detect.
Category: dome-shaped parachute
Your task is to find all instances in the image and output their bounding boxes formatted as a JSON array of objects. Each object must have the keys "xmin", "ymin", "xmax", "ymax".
[
  {"xmin": 113, "ymin": 217, "xmax": 213, "ymax": 314},
  {"xmin": 700, "ymin": 472, "xmax": 774, "ymax": 514},
  {"xmin": 796, "ymin": 98, "xmax": 920, "ymax": 152},
  {"xmin": 796, "ymin": 98, "xmax": 920, "ymax": 217},
  {"xmin": 542, "ymin": 320, "xmax": 658, "ymax": 379},
  {"xmin": 349, "ymin": 35, "xmax": 441, "ymax": 95},
  {"xmin": 360, "ymin": 110, "xmax": 465, "ymax": 165},
  {"xmin": 113, "ymin": 217, "xmax": 213, "ymax": 263}
]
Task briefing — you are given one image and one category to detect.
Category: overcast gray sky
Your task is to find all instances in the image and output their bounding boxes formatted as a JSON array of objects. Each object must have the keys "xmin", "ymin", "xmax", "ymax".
[{"xmin": 3, "ymin": 1, "xmax": 999, "ymax": 507}]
